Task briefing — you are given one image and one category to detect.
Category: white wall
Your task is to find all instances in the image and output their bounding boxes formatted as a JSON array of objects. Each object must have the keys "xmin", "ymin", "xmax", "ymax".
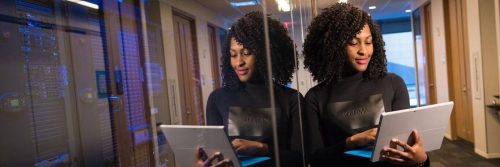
[
  {"xmin": 478, "ymin": 0, "xmax": 500, "ymax": 158},
  {"xmin": 428, "ymin": 0, "xmax": 450, "ymax": 105},
  {"xmin": 466, "ymin": 0, "xmax": 488, "ymax": 157},
  {"xmin": 466, "ymin": 0, "xmax": 500, "ymax": 159},
  {"xmin": 158, "ymin": 4, "xmax": 180, "ymax": 124}
]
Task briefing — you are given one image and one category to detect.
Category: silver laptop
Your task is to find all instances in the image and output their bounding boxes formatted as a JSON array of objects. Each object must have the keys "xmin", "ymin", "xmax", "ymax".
[
  {"xmin": 370, "ymin": 101, "xmax": 454, "ymax": 161},
  {"xmin": 160, "ymin": 125, "xmax": 272, "ymax": 167}
]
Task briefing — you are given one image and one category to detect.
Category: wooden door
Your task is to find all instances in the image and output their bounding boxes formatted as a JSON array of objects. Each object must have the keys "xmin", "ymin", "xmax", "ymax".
[
  {"xmin": 413, "ymin": 4, "xmax": 436, "ymax": 106},
  {"xmin": 207, "ymin": 24, "xmax": 223, "ymax": 89},
  {"xmin": 173, "ymin": 11, "xmax": 204, "ymax": 125},
  {"xmin": 423, "ymin": 4, "xmax": 437, "ymax": 105},
  {"xmin": 444, "ymin": 0, "xmax": 474, "ymax": 142}
]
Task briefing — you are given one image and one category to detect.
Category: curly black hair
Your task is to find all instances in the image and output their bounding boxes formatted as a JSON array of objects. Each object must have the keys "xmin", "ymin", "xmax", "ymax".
[
  {"xmin": 221, "ymin": 11, "xmax": 297, "ymax": 87},
  {"xmin": 303, "ymin": 3, "xmax": 387, "ymax": 84}
]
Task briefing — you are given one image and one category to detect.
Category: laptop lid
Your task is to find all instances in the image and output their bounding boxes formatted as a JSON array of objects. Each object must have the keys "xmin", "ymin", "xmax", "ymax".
[
  {"xmin": 160, "ymin": 125, "xmax": 241, "ymax": 167},
  {"xmin": 370, "ymin": 101, "xmax": 454, "ymax": 162}
]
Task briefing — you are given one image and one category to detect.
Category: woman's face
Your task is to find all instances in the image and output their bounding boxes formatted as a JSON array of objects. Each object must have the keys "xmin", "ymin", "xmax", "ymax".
[
  {"xmin": 346, "ymin": 24, "xmax": 373, "ymax": 72},
  {"xmin": 230, "ymin": 38, "xmax": 256, "ymax": 82}
]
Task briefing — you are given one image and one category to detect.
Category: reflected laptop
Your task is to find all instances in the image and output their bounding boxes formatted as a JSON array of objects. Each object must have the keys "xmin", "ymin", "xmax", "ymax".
[
  {"xmin": 344, "ymin": 102, "xmax": 454, "ymax": 162},
  {"xmin": 160, "ymin": 125, "xmax": 270, "ymax": 167}
]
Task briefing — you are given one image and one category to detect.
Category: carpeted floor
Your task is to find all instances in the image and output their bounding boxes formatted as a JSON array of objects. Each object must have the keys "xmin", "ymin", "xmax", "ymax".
[{"xmin": 429, "ymin": 138, "xmax": 500, "ymax": 167}]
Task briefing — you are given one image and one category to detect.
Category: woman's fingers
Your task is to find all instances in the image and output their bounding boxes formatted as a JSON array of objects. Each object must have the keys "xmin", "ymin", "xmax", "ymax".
[
  {"xmin": 367, "ymin": 128, "xmax": 378, "ymax": 142},
  {"xmin": 350, "ymin": 128, "xmax": 378, "ymax": 147},
  {"xmin": 231, "ymin": 139, "xmax": 241, "ymax": 147},
  {"xmin": 369, "ymin": 128, "xmax": 378, "ymax": 136},
  {"xmin": 412, "ymin": 129, "xmax": 421, "ymax": 144},
  {"xmin": 231, "ymin": 139, "xmax": 243, "ymax": 152},
  {"xmin": 383, "ymin": 147, "xmax": 410, "ymax": 159},
  {"xmin": 232, "ymin": 138, "xmax": 248, "ymax": 148},
  {"xmin": 211, "ymin": 159, "xmax": 233, "ymax": 167},
  {"xmin": 390, "ymin": 139, "xmax": 413, "ymax": 152},
  {"xmin": 195, "ymin": 146, "xmax": 202, "ymax": 159},
  {"xmin": 383, "ymin": 134, "xmax": 428, "ymax": 166},
  {"xmin": 215, "ymin": 152, "xmax": 224, "ymax": 161},
  {"xmin": 381, "ymin": 154, "xmax": 406, "ymax": 165},
  {"xmin": 206, "ymin": 152, "xmax": 223, "ymax": 165}
]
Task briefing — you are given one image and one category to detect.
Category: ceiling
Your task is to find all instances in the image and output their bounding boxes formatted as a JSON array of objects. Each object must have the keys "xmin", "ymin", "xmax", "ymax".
[
  {"xmin": 317, "ymin": 0, "xmax": 413, "ymax": 20},
  {"xmin": 193, "ymin": 0, "xmax": 284, "ymax": 20},
  {"xmin": 191, "ymin": 0, "xmax": 412, "ymax": 28}
]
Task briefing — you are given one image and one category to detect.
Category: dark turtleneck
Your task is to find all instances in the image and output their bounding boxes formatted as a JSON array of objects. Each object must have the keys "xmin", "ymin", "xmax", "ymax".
[
  {"xmin": 206, "ymin": 79, "xmax": 304, "ymax": 167},
  {"xmin": 303, "ymin": 72, "xmax": 428, "ymax": 167}
]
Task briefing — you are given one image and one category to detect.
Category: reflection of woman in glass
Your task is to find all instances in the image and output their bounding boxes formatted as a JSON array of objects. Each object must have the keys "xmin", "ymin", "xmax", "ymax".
[
  {"xmin": 204, "ymin": 11, "xmax": 303, "ymax": 167},
  {"xmin": 303, "ymin": 3, "xmax": 429, "ymax": 167}
]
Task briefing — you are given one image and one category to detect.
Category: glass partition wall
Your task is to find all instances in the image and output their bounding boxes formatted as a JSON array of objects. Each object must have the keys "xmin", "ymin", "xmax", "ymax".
[
  {"xmin": 2, "ymin": 0, "xmax": 470, "ymax": 166},
  {"xmin": 0, "ymin": 0, "xmax": 311, "ymax": 166}
]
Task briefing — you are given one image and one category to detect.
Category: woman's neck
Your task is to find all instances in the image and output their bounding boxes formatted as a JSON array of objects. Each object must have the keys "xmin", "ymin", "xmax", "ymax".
[
  {"xmin": 246, "ymin": 73, "xmax": 266, "ymax": 85},
  {"xmin": 342, "ymin": 64, "xmax": 361, "ymax": 78}
]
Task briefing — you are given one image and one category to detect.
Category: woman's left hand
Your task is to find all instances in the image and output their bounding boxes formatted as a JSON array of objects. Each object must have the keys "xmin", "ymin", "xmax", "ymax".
[
  {"xmin": 231, "ymin": 138, "xmax": 269, "ymax": 155},
  {"xmin": 194, "ymin": 146, "xmax": 233, "ymax": 167},
  {"xmin": 380, "ymin": 129, "xmax": 428, "ymax": 166}
]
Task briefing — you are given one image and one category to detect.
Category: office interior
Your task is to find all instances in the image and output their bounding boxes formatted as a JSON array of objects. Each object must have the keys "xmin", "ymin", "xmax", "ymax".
[{"xmin": 0, "ymin": 0, "xmax": 500, "ymax": 166}]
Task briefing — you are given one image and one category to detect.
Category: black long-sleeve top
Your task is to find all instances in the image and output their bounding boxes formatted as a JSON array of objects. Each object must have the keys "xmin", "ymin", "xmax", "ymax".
[
  {"xmin": 305, "ymin": 73, "xmax": 430, "ymax": 167},
  {"xmin": 206, "ymin": 82, "xmax": 304, "ymax": 167}
]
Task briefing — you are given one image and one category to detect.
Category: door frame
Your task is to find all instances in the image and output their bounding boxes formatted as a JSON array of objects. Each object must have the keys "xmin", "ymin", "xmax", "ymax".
[
  {"xmin": 172, "ymin": 8, "xmax": 204, "ymax": 125},
  {"xmin": 443, "ymin": 0, "xmax": 474, "ymax": 142},
  {"xmin": 207, "ymin": 23, "xmax": 223, "ymax": 89},
  {"xmin": 422, "ymin": 3, "xmax": 437, "ymax": 105}
]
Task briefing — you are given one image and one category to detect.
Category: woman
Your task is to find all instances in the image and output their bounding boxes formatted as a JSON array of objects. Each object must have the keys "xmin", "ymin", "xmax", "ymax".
[
  {"xmin": 303, "ymin": 3, "xmax": 429, "ymax": 167},
  {"xmin": 203, "ymin": 11, "xmax": 303, "ymax": 167}
]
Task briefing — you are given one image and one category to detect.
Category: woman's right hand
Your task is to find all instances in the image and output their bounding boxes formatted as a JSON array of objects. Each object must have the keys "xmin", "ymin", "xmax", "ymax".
[
  {"xmin": 345, "ymin": 128, "xmax": 378, "ymax": 149},
  {"xmin": 231, "ymin": 138, "xmax": 269, "ymax": 155},
  {"xmin": 195, "ymin": 146, "xmax": 233, "ymax": 167}
]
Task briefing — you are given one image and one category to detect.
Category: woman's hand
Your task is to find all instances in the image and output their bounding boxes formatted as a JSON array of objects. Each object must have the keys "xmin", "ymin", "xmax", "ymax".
[
  {"xmin": 195, "ymin": 146, "xmax": 233, "ymax": 167},
  {"xmin": 346, "ymin": 128, "xmax": 378, "ymax": 149},
  {"xmin": 381, "ymin": 130, "xmax": 428, "ymax": 166},
  {"xmin": 231, "ymin": 138, "xmax": 269, "ymax": 155}
]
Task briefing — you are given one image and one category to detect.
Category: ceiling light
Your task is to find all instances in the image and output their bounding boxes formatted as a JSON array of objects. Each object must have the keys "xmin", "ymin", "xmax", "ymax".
[
  {"xmin": 275, "ymin": 0, "xmax": 290, "ymax": 12},
  {"xmin": 368, "ymin": 6, "xmax": 376, "ymax": 10},
  {"xmin": 405, "ymin": 9, "xmax": 412, "ymax": 13},
  {"xmin": 338, "ymin": 0, "xmax": 348, "ymax": 3},
  {"xmin": 230, "ymin": 0, "xmax": 259, "ymax": 7},
  {"xmin": 65, "ymin": 0, "xmax": 99, "ymax": 9}
]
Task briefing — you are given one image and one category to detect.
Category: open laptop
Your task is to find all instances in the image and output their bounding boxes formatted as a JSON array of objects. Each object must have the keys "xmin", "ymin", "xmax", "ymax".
[
  {"xmin": 344, "ymin": 101, "xmax": 454, "ymax": 162},
  {"xmin": 160, "ymin": 125, "xmax": 270, "ymax": 167}
]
